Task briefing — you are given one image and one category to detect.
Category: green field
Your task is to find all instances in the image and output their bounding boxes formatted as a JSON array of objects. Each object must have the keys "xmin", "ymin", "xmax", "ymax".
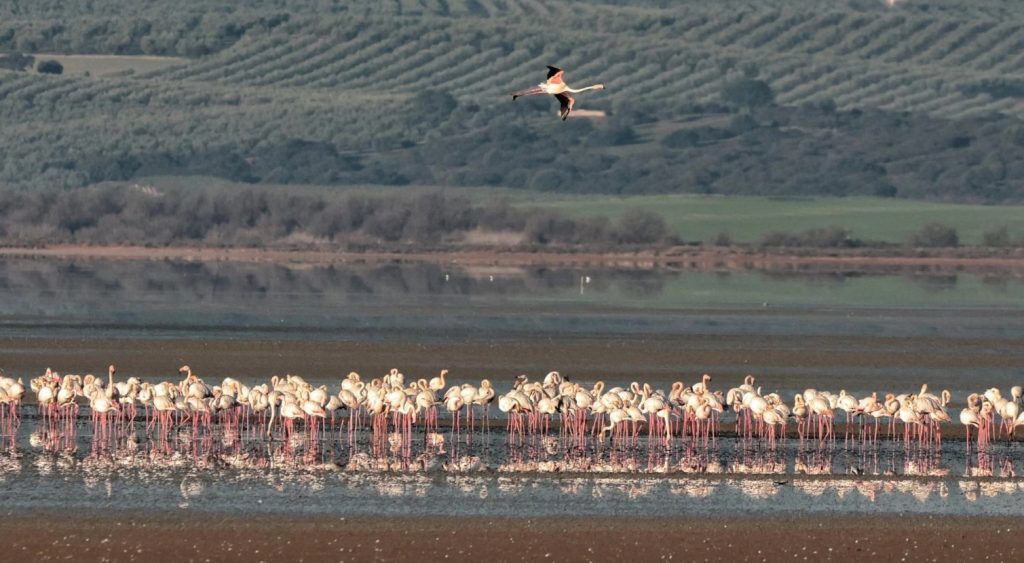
[
  {"xmin": 530, "ymin": 194, "xmax": 1024, "ymax": 244},
  {"xmin": 30, "ymin": 54, "xmax": 187, "ymax": 77}
]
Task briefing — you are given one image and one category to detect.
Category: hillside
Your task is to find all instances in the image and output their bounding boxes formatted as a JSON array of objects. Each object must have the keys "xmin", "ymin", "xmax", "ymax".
[{"xmin": 1, "ymin": 0, "xmax": 1024, "ymax": 204}]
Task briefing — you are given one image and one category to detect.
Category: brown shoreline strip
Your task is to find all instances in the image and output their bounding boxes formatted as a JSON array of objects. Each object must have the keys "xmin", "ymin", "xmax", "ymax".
[{"xmin": 1, "ymin": 511, "xmax": 1019, "ymax": 562}]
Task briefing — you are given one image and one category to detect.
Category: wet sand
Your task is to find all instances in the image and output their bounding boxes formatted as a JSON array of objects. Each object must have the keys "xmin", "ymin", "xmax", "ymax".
[{"xmin": 2, "ymin": 510, "xmax": 1019, "ymax": 562}]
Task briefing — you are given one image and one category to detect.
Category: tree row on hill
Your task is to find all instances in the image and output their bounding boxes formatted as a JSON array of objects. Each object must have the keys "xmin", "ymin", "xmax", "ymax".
[
  {"xmin": 0, "ymin": 14, "xmax": 289, "ymax": 57},
  {"xmin": 2, "ymin": 2, "xmax": 1024, "ymax": 203}
]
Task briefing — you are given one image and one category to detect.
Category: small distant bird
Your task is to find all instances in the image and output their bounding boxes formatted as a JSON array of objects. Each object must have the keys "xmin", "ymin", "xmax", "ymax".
[{"xmin": 512, "ymin": 66, "xmax": 605, "ymax": 120}]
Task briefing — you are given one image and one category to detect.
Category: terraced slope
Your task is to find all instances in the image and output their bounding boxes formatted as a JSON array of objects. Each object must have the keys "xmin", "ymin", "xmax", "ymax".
[
  {"xmin": 144, "ymin": 10, "xmax": 1024, "ymax": 120},
  {"xmin": 1, "ymin": 0, "xmax": 1023, "ymax": 200}
]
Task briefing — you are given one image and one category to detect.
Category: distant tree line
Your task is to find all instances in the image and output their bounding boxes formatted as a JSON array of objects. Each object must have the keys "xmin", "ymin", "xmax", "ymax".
[
  {"xmin": 751, "ymin": 223, "xmax": 1022, "ymax": 249},
  {"xmin": 1, "ymin": 185, "xmax": 1018, "ymax": 252},
  {"xmin": 0, "ymin": 186, "xmax": 677, "ymax": 249}
]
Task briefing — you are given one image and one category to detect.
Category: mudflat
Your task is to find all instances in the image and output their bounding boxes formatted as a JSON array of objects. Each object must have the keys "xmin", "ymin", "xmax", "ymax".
[
  {"xmin": 4, "ymin": 331, "xmax": 1024, "ymax": 395},
  {"xmin": 2, "ymin": 510, "xmax": 1018, "ymax": 562}
]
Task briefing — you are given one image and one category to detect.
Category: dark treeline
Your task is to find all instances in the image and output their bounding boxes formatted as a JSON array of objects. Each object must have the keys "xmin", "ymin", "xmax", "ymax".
[
  {"xmin": 2, "ymin": 185, "xmax": 1018, "ymax": 251},
  {"xmin": 0, "ymin": 14, "xmax": 290, "ymax": 57},
  {"xmin": 755, "ymin": 223, "xmax": 1023, "ymax": 249},
  {"xmin": 3, "ymin": 0, "xmax": 1019, "ymax": 21},
  {"xmin": 0, "ymin": 185, "xmax": 677, "ymax": 249}
]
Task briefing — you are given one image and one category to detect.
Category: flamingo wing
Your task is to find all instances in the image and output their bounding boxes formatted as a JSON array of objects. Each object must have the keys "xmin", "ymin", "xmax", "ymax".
[
  {"xmin": 554, "ymin": 93, "xmax": 574, "ymax": 120},
  {"xmin": 546, "ymin": 66, "xmax": 565, "ymax": 84}
]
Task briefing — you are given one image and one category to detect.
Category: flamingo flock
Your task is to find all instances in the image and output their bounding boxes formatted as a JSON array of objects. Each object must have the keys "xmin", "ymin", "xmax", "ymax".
[{"xmin": 3, "ymin": 366, "xmax": 1023, "ymax": 456}]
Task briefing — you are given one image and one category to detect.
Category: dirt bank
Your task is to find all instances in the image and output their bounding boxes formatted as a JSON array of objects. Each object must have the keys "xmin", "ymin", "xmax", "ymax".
[{"xmin": 2, "ymin": 510, "xmax": 1018, "ymax": 562}]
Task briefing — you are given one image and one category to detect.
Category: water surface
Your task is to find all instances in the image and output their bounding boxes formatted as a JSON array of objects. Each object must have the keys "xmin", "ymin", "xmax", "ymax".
[{"xmin": 1, "ymin": 258, "xmax": 1022, "ymax": 398}]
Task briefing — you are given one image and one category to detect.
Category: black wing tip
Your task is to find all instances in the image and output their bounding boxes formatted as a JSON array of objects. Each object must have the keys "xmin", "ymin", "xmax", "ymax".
[{"xmin": 546, "ymin": 65, "xmax": 564, "ymax": 78}]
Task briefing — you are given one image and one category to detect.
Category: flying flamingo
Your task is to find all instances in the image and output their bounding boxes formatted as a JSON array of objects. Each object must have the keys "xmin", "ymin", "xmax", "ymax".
[{"xmin": 512, "ymin": 66, "xmax": 605, "ymax": 120}]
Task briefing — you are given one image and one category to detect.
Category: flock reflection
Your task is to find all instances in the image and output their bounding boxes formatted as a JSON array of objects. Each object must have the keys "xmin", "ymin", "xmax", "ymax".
[{"xmin": 1, "ymin": 412, "xmax": 1023, "ymax": 517}]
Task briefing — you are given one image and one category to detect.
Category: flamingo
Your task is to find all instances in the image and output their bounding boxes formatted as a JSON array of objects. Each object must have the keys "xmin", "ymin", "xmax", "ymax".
[
  {"xmin": 811, "ymin": 395, "xmax": 835, "ymax": 441},
  {"xmin": 301, "ymin": 397, "xmax": 327, "ymax": 441},
  {"xmin": 512, "ymin": 66, "xmax": 605, "ymax": 120},
  {"xmin": 428, "ymin": 369, "xmax": 448, "ymax": 395},
  {"xmin": 599, "ymin": 407, "xmax": 630, "ymax": 442},
  {"xmin": 459, "ymin": 383, "xmax": 479, "ymax": 433},
  {"xmin": 56, "ymin": 375, "xmax": 80, "ymax": 424},
  {"xmin": 89, "ymin": 392, "xmax": 119, "ymax": 437},
  {"xmin": 150, "ymin": 393, "xmax": 177, "ymax": 435},
  {"xmin": 36, "ymin": 379, "xmax": 58, "ymax": 423},
  {"xmin": 791, "ymin": 395, "xmax": 808, "ymax": 440},
  {"xmin": 535, "ymin": 392, "xmax": 558, "ymax": 436},
  {"xmin": 836, "ymin": 390, "xmax": 859, "ymax": 442},
  {"xmin": 414, "ymin": 383, "xmax": 438, "ymax": 434},
  {"xmin": 761, "ymin": 408, "xmax": 786, "ymax": 448},
  {"xmin": 444, "ymin": 387, "xmax": 464, "ymax": 435},
  {"xmin": 473, "ymin": 380, "xmax": 495, "ymax": 431},
  {"xmin": 690, "ymin": 397, "xmax": 714, "ymax": 443},
  {"xmin": 746, "ymin": 390, "xmax": 768, "ymax": 440},
  {"xmin": 339, "ymin": 387, "xmax": 362, "ymax": 436}
]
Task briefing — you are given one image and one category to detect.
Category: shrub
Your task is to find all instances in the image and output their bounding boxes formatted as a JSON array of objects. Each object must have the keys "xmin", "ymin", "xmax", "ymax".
[
  {"xmin": 907, "ymin": 223, "xmax": 959, "ymax": 248},
  {"xmin": 0, "ymin": 52, "xmax": 34, "ymax": 71},
  {"xmin": 616, "ymin": 209, "xmax": 671, "ymax": 245},
  {"xmin": 661, "ymin": 129, "xmax": 700, "ymax": 149},
  {"xmin": 721, "ymin": 78, "xmax": 774, "ymax": 110},
  {"xmin": 981, "ymin": 226, "xmax": 1011, "ymax": 248},
  {"xmin": 710, "ymin": 232, "xmax": 733, "ymax": 246},
  {"xmin": 37, "ymin": 59, "xmax": 63, "ymax": 74},
  {"xmin": 759, "ymin": 227, "xmax": 857, "ymax": 248}
]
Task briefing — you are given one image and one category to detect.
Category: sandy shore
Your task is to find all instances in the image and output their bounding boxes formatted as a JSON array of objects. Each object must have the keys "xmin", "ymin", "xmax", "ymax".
[
  {"xmin": 2, "ymin": 244, "xmax": 1023, "ymax": 273},
  {"xmin": 2, "ymin": 510, "xmax": 1019, "ymax": 562}
]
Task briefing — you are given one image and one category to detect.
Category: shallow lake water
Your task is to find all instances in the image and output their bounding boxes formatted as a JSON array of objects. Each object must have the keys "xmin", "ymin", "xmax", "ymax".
[
  {"xmin": 1, "ymin": 257, "xmax": 1023, "ymax": 517},
  {"xmin": 1, "ymin": 411, "xmax": 1023, "ymax": 518},
  {"xmin": 1, "ymin": 258, "xmax": 1023, "ymax": 395}
]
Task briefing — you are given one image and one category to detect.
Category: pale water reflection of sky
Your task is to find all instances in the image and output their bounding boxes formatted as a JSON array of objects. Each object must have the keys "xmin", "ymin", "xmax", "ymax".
[{"xmin": 1, "ymin": 259, "xmax": 1023, "ymax": 340}]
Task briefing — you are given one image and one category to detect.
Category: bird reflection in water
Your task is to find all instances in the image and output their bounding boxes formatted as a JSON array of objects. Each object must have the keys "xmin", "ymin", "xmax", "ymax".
[
  {"xmin": 6, "ymin": 407, "xmax": 1024, "ymax": 502},
  {"xmin": 964, "ymin": 448, "xmax": 1015, "ymax": 478}
]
